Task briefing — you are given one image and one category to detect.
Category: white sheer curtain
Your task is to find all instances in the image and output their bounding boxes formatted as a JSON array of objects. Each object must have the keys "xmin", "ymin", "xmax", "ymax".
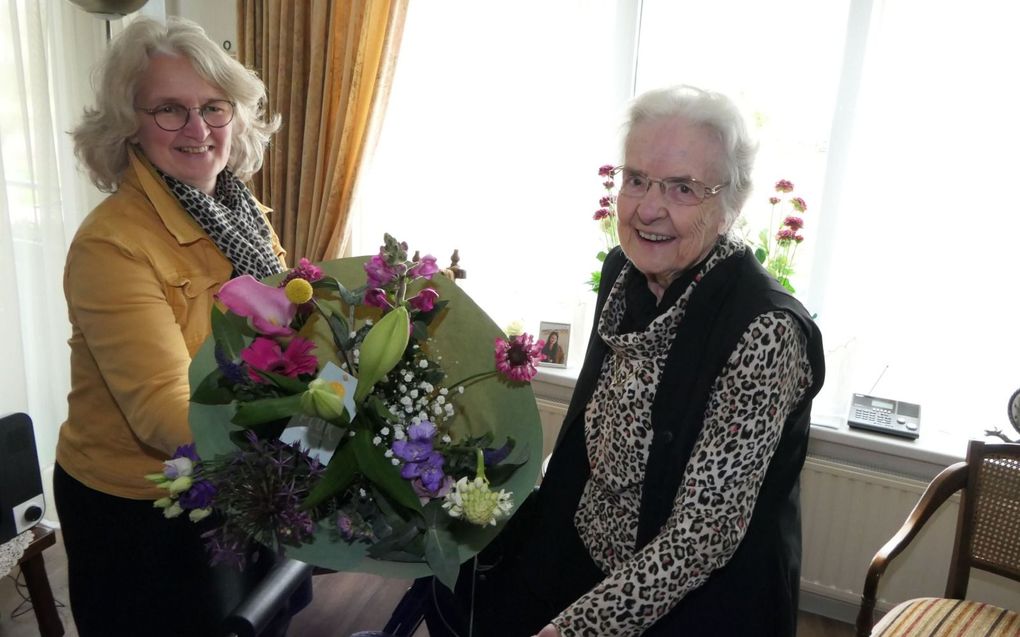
[
  {"xmin": 0, "ymin": 0, "xmax": 106, "ymax": 478},
  {"xmin": 805, "ymin": 0, "xmax": 1020, "ymax": 443},
  {"xmin": 353, "ymin": 0, "xmax": 1020, "ymax": 444}
]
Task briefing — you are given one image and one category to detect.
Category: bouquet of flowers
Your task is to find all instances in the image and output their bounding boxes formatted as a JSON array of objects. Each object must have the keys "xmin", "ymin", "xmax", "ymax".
[
  {"xmin": 752, "ymin": 179, "xmax": 808, "ymax": 294},
  {"xmin": 587, "ymin": 164, "xmax": 620, "ymax": 293},
  {"xmin": 146, "ymin": 234, "xmax": 544, "ymax": 588}
]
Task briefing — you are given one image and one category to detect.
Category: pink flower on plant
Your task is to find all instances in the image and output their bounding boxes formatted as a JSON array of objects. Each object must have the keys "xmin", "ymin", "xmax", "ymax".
[
  {"xmin": 280, "ymin": 258, "xmax": 324, "ymax": 285},
  {"xmin": 408, "ymin": 255, "xmax": 439, "ymax": 280},
  {"xmin": 602, "ymin": 180, "xmax": 615, "ymax": 190},
  {"xmin": 408, "ymin": 288, "xmax": 439, "ymax": 312},
  {"xmin": 593, "ymin": 208, "xmax": 611, "ymax": 221},
  {"xmin": 791, "ymin": 197, "xmax": 807, "ymax": 213},
  {"xmin": 794, "ymin": 234, "xmax": 805, "ymax": 243},
  {"xmin": 783, "ymin": 216, "xmax": 804, "ymax": 230},
  {"xmin": 364, "ymin": 288, "xmax": 392, "ymax": 310},
  {"xmin": 768, "ymin": 196, "xmax": 780, "ymax": 205},
  {"xmin": 775, "ymin": 179, "xmax": 794, "ymax": 193},
  {"xmin": 598, "ymin": 164, "xmax": 615, "ymax": 177},
  {"xmin": 599, "ymin": 196, "xmax": 614, "ymax": 207},
  {"xmin": 364, "ymin": 255, "xmax": 401, "ymax": 288},
  {"xmin": 494, "ymin": 333, "xmax": 545, "ymax": 382},
  {"xmin": 776, "ymin": 228, "xmax": 797, "ymax": 242},
  {"xmin": 241, "ymin": 336, "xmax": 317, "ymax": 383},
  {"xmin": 217, "ymin": 275, "xmax": 296, "ymax": 336}
]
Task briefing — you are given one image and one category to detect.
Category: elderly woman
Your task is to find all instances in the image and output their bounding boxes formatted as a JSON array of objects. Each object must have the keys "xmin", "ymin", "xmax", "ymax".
[
  {"xmin": 422, "ymin": 85, "xmax": 825, "ymax": 636},
  {"xmin": 54, "ymin": 17, "xmax": 289, "ymax": 636}
]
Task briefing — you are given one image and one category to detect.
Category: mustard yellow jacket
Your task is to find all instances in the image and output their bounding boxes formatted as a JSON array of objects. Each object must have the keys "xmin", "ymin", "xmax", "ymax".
[{"xmin": 57, "ymin": 151, "xmax": 286, "ymax": 499}]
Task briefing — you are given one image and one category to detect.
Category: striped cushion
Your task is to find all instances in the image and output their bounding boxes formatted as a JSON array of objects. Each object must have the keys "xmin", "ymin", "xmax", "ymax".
[{"xmin": 873, "ymin": 597, "xmax": 1020, "ymax": 636}]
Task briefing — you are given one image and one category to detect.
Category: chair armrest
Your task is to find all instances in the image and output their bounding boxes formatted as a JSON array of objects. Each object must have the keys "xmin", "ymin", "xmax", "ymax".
[
  {"xmin": 855, "ymin": 461, "xmax": 968, "ymax": 636},
  {"xmin": 222, "ymin": 557, "xmax": 314, "ymax": 637}
]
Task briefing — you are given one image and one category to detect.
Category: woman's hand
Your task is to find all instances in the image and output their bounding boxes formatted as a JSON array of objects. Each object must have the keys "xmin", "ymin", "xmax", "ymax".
[{"xmin": 534, "ymin": 623, "xmax": 561, "ymax": 637}]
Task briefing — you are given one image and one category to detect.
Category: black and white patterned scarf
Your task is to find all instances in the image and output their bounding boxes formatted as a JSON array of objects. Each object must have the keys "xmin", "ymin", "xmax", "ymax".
[{"xmin": 160, "ymin": 169, "xmax": 283, "ymax": 279}]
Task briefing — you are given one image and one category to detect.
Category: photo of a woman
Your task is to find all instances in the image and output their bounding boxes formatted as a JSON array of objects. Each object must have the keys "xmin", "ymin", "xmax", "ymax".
[{"xmin": 538, "ymin": 322, "xmax": 570, "ymax": 368}]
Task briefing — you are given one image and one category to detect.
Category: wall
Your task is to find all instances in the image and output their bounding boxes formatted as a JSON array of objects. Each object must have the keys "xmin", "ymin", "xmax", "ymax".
[{"xmin": 165, "ymin": 0, "xmax": 236, "ymax": 55}]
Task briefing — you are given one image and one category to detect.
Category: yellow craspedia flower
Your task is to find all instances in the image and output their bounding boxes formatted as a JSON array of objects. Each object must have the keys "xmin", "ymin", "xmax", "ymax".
[{"xmin": 285, "ymin": 278, "xmax": 314, "ymax": 304}]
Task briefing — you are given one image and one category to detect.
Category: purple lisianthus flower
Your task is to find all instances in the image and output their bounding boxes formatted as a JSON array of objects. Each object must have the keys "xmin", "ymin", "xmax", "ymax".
[
  {"xmin": 408, "ymin": 255, "xmax": 439, "ymax": 280},
  {"xmin": 400, "ymin": 450, "xmax": 444, "ymax": 481},
  {"xmin": 412, "ymin": 473, "xmax": 453, "ymax": 501},
  {"xmin": 393, "ymin": 438, "xmax": 433, "ymax": 463},
  {"xmin": 408, "ymin": 288, "xmax": 439, "ymax": 312},
  {"xmin": 179, "ymin": 479, "xmax": 217, "ymax": 509},
  {"xmin": 364, "ymin": 254, "xmax": 400, "ymax": 288},
  {"xmin": 172, "ymin": 443, "xmax": 200, "ymax": 463},
  {"xmin": 407, "ymin": 420, "xmax": 436, "ymax": 442}
]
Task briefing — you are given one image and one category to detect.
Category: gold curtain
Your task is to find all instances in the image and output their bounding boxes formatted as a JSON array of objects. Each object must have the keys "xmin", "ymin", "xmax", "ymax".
[{"xmin": 238, "ymin": 0, "xmax": 408, "ymax": 261}]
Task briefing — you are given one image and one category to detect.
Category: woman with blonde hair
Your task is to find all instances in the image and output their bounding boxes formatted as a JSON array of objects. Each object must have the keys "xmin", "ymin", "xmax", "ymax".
[{"xmin": 54, "ymin": 16, "xmax": 296, "ymax": 636}]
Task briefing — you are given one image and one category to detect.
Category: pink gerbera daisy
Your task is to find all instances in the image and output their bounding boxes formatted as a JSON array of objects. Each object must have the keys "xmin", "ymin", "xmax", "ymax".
[{"xmin": 494, "ymin": 333, "xmax": 545, "ymax": 382}]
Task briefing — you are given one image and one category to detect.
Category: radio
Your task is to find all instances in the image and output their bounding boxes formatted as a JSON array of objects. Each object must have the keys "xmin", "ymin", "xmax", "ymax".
[{"xmin": 847, "ymin": 393, "xmax": 921, "ymax": 439}]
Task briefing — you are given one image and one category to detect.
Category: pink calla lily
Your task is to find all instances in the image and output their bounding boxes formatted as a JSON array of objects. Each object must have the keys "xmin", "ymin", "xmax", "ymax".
[{"xmin": 216, "ymin": 275, "xmax": 296, "ymax": 336}]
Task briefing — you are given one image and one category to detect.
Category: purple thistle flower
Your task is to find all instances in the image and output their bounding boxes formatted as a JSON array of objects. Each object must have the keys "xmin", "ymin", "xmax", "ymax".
[{"xmin": 214, "ymin": 346, "xmax": 248, "ymax": 386}]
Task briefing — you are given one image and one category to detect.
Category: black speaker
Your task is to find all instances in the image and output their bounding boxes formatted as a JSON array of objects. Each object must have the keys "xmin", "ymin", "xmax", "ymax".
[{"xmin": 0, "ymin": 412, "xmax": 46, "ymax": 543}]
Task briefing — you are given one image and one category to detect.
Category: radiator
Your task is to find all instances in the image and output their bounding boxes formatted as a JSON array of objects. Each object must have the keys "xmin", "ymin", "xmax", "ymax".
[{"xmin": 800, "ymin": 456, "xmax": 1020, "ymax": 616}]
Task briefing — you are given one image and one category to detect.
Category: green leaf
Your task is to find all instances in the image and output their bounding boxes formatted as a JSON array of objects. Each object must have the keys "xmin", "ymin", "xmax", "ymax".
[
  {"xmin": 355, "ymin": 306, "xmax": 410, "ymax": 403},
  {"xmin": 254, "ymin": 370, "xmax": 310, "ymax": 395},
  {"xmin": 596, "ymin": 251, "xmax": 607, "ymax": 261},
  {"xmin": 232, "ymin": 393, "xmax": 305, "ymax": 426},
  {"xmin": 191, "ymin": 369, "xmax": 235, "ymax": 404},
  {"xmin": 325, "ymin": 311, "xmax": 352, "ymax": 351},
  {"xmin": 422, "ymin": 501, "xmax": 461, "ymax": 590},
  {"xmin": 302, "ymin": 440, "xmax": 357, "ymax": 510},
  {"xmin": 351, "ymin": 428, "xmax": 421, "ymax": 513},
  {"xmin": 366, "ymin": 519, "xmax": 425, "ymax": 561},
  {"xmin": 211, "ymin": 306, "xmax": 250, "ymax": 361},
  {"xmin": 754, "ymin": 247, "xmax": 767, "ymax": 264}
]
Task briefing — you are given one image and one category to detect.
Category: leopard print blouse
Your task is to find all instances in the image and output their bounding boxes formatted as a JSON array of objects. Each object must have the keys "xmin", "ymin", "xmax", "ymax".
[{"xmin": 553, "ymin": 237, "xmax": 813, "ymax": 636}]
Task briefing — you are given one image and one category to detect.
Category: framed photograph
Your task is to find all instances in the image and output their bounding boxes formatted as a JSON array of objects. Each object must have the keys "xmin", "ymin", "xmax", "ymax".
[{"xmin": 537, "ymin": 321, "xmax": 570, "ymax": 368}]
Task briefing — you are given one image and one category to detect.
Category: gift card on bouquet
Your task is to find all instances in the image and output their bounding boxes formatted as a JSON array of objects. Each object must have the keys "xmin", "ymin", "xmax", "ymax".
[{"xmin": 279, "ymin": 362, "xmax": 357, "ymax": 464}]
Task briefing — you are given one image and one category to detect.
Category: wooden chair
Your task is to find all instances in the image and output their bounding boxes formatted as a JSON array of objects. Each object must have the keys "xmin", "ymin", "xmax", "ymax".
[{"xmin": 856, "ymin": 439, "xmax": 1020, "ymax": 636}]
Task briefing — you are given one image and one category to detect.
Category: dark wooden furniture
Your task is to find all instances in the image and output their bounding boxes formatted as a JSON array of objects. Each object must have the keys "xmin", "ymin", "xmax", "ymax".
[
  {"xmin": 856, "ymin": 440, "xmax": 1020, "ymax": 636},
  {"xmin": 17, "ymin": 524, "xmax": 64, "ymax": 636}
]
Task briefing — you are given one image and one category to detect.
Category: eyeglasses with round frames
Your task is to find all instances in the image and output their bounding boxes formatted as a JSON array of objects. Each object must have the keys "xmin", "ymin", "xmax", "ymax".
[
  {"xmin": 135, "ymin": 100, "xmax": 235, "ymax": 132},
  {"xmin": 612, "ymin": 165, "xmax": 727, "ymax": 207}
]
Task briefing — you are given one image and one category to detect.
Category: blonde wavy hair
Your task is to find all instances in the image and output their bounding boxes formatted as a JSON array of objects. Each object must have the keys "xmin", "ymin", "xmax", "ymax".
[{"xmin": 72, "ymin": 17, "xmax": 281, "ymax": 192}]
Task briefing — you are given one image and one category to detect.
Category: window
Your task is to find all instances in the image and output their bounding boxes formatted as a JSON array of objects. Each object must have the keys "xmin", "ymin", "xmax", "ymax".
[{"xmin": 352, "ymin": 0, "xmax": 1020, "ymax": 442}]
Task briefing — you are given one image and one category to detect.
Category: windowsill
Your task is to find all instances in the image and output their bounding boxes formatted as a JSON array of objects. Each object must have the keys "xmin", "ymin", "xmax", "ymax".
[{"xmin": 533, "ymin": 367, "xmax": 968, "ymax": 483}]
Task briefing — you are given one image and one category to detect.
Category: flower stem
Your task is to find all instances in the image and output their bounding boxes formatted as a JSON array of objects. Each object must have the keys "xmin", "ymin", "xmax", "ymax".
[{"xmin": 446, "ymin": 370, "xmax": 499, "ymax": 391}]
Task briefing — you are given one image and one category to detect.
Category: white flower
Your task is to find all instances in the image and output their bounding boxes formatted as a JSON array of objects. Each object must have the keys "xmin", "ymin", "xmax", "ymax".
[
  {"xmin": 443, "ymin": 477, "xmax": 513, "ymax": 526},
  {"xmin": 380, "ymin": 427, "xmax": 390, "ymax": 436},
  {"xmin": 439, "ymin": 387, "xmax": 448, "ymax": 396},
  {"xmin": 373, "ymin": 436, "xmax": 382, "ymax": 446},
  {"xmin": 418, "ymin": 359, "xmax": 429, "ymax": 369},
  {"xmin": 441, "ymin": 434, "xmax": 452, "ymax": 444}
]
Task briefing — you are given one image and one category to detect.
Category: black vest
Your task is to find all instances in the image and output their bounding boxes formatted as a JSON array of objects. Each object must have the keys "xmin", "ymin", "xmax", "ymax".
[{"xmin": 522, "ymin": 245, "xmax": 825, "ymax": 636}]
